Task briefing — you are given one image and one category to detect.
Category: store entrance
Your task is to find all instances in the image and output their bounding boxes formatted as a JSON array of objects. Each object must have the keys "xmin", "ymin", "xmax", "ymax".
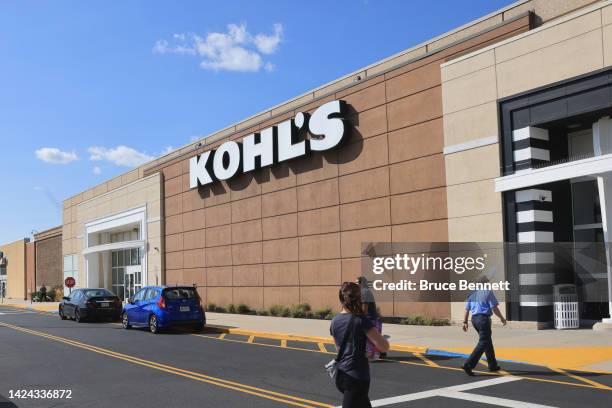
[
  {"xmin": 111, "ymin": 248, "xmax": 142, "ymax": 301},
  {"xmin": 570, "ymin": 178, "xmax": 610, "ymax": 321}
]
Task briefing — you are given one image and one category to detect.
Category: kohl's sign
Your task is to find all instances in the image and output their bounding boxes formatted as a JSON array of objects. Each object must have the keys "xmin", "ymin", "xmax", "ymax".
[{"xmin": 189, "ymin": 100, "xmax": 348, "ymax": 188}]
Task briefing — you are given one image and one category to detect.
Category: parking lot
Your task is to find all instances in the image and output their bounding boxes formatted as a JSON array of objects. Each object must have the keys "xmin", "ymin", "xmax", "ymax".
[{"xmin": 0, "ymin": 305, "xmax": 610, "ymax": 408}]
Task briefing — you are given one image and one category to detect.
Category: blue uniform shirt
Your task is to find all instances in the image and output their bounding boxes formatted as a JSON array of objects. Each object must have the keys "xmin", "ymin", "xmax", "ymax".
[{"xmin": 465, "ymin": 290, "xmax": 499, "ymax": 316}]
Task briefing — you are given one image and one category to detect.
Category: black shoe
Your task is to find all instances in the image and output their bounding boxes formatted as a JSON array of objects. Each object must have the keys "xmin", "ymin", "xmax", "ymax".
[
  {"xmin": 489, "ymin": 365, "xmax": 501, "ymax": 372},
  {"xmin": 462, "ymin": 364, "xmax": 474, "ymax": 376}
]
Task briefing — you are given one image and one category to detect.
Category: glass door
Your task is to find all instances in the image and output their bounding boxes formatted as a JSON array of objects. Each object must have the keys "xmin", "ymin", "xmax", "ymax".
[
  {"xmin": 0, "ymin": 280, "xmax": 6, "ymax": 299},
  {"xmin": 571, "ymin": 178, "xmax": 608, "ymax": 321},
  {"xmin": 125, "ymin": 265, "xmax": 142, "ymax": 300},
  {"xmin": 111, "ymin": 248, "xmax": 142, "ymax": 301}
]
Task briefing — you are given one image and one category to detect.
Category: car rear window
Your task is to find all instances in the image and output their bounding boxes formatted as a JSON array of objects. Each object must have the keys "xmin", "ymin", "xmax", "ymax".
[
  {"xmin": 84, "ymin": 289, "xmax": 114, "ymax": 298},
  {"xmin": 163, "ymin": 288, "xmax": 197, "ymax": 300}
]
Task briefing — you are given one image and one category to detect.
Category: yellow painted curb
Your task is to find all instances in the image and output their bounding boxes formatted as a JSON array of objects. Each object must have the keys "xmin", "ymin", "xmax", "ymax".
[
  {"xmin": 1, "ymin": 303, "xmax": 58, "ymax": 312},
  {"xmin": 206, "ymin": 325, "xmax": 427, "ymax": 354},
  {"xmin": 442, "ymin": 346, "xmax": 612, "ymax": 374}
]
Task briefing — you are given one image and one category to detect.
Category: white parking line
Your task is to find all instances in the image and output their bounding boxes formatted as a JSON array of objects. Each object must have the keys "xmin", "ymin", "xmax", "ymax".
[
  {"xmin": 439, "ymin": 390, "xmax": 558, "ymax": 408},
  {"xmin": 0, "ymin": 311, "xmax": 37, "ymax": 315},
  {"xmin": 366, "ymin": 376, "xmax": 557, "ymax": 408}
]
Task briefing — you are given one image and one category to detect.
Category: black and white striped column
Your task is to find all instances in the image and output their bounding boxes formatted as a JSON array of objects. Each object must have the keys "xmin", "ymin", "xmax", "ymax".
[
  {"xmin": 515, "ymin": 188, "xmax": 555, "ymax": 322},
  {"xmin": 512, "ymin": 126, "xmax": 550, "ymax": 171}
]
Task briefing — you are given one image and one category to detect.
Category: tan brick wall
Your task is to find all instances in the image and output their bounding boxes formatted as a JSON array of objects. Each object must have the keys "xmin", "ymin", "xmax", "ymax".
[
  {"xmin": 35, "ymin": 234, "xmax": 63, "ymax": 289},
  {"xmin": 141, "ymin": 15, "xmax": 532, "ymax": 319},
  {"xmin": 0, "ymin": 239, "xmax": 28, "ymax": 300}
]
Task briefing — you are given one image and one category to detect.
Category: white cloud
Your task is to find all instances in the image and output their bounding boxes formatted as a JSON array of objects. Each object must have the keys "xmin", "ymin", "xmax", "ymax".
[
  {"xmin": 154, "ymin": 23, "xmax": 283, "ymax": 72},
  {"xmin": 35, "ymin": 147, "xmax": 78, "ymax": 164},
  {"xmin": 253, "ymin": 23, "xmax": 283, "ymax": 54},
  {"xmin": 88, "ymin": 145, "xmax": 153, "ymax": 167},
  {"xmin": 93, "ymin": 166, "xmax": 102, "ymax": 175}
]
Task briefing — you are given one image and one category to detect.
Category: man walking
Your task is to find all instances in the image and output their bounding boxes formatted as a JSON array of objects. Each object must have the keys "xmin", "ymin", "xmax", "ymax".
[{"xmin": 462, "ymin": 286, "xmax": 506, "ymax": 375}]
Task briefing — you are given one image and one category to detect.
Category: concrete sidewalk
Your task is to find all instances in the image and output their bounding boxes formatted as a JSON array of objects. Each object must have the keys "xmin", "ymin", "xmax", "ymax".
[
  {"xmin": 204, "ymin": 312, "xmax": 612, "ymax": 373},
  {"xmin": 4, "ymin": 300, "xmax": 611, "ymax": 373}
]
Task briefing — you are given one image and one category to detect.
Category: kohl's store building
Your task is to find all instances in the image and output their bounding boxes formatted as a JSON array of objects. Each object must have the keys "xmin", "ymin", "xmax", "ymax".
[{"xmin": 61, "ymin": 0, "xmax": 612, "ymax": 327}]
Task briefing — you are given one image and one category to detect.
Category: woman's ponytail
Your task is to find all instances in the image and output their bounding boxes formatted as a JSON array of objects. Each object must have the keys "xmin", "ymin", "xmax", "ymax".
[{"xmin": 339, "ymin": 282, "xmax": 364, "ymax": 316}]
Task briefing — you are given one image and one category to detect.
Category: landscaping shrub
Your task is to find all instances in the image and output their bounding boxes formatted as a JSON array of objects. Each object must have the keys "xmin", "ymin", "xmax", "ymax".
[
  {"xmin": 401, "ymin": 315, "xmax": 450, "ymax": 326},
  {"xmin": 314, "ymin": 307, "xmax": 332, "ymax": 320},
  {"xmin": 269, "ymin": 304, "xmax": 291, "ymax": 317},
  {"xmin": 214, "ymin": 306, "xmax": 227, "ymax": 313},
  {"xmin": 256, "ymin": 310, "xmax": 270, "ymax": 316},
  {"xmin": 237, "ymin": 303, "xmax": 251, "ymax": 314},
  {"xmin": 324, "ymin": 311, "xmax": 337, "ymax": 320},
  {"xmin": 206, "ymin": 303, "xmax": 217, "ymax": 312},
  {"xmin": 227, "ymin": 303, "xmax": 237, "ymax": 313},
  {"xmin": 289, "ymin": 303, "xmax": 312, "ymax": 318}
]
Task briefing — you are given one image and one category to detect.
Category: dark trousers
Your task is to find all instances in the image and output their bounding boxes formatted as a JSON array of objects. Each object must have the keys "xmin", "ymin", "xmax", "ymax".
[
  {"xmin": 465, "ymin": 314, "xmax": 498, "ymax": 369},
  {"xmin": 335, "ymin": 370, "xmax": 372, "ymax": 408}
]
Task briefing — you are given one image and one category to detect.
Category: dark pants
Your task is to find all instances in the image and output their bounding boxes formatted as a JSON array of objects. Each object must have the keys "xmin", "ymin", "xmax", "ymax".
[
  {"xmin": 335, "ymin": 370, "xmax": 371, "ymax": 408},
  {"xmin": 465, "ymin": 314, "xmax": 498, "ymax": 369}
]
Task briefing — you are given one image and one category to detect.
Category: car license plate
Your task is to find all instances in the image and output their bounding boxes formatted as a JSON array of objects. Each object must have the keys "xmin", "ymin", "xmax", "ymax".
[
  {"xmin": 180, "ymin": 306, "xmax": 190, "ymax": 312},
  {"xmin": 101, "ymin": 302, "xmax": 109, "ymax": 308}
]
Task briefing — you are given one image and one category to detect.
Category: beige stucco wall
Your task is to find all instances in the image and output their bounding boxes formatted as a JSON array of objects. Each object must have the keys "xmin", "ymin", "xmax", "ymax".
[
  {"xmin": 62, "ymin": 173, "xmax": 163, "ymax": 289},
  {"xmin": 441, "ymin": 0, "xmax": 612, "ymax": 321},
  {"xmin": 0, "ymin": 239, "xmax": 28, "ymax": 299},
  {"xmin": 442, "ymin": 0, "xmax": 612, "ymax": 241}
]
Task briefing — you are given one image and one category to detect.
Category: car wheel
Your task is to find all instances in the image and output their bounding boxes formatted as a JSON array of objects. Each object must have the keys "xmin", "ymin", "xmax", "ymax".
[
  {"xmin": 149, "ymin": 315, "xmax": 159, "ymax": 334},
  {"xmin": 122, "ymin": 313, "xmax": 131, "ymax": 329},
  {"xmin": 75, "ymin": 309, "xmax": 83, "ymax": 323},
  {"xmin": 193, "ymin": 323, "xmax": 204, "ymax": 332},
  {"xmin": 59, "ymin": 307, "xmax": 67, "ymax": 320}
]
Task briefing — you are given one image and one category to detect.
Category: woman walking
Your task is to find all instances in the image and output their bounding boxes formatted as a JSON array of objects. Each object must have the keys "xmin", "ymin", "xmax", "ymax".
[{"xmin": 330, "ymin": 282, "xmax": 390, "ymax": 408}]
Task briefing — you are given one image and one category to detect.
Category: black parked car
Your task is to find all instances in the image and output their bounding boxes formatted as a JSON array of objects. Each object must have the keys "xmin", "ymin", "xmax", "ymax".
[{"xmin": 59, "ymin": 288, "xmax": 123, "ymax": 322}]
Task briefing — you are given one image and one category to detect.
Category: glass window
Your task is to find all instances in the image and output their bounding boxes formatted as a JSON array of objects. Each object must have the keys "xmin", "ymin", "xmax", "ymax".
[
  {"xmin": 84, "ymin": 289, "xmax": 114, "ymax": 298},
  {"xmin": 164, "ymin": 288, "xmax": 197, "ymax": 300},
  {"xmin": 133, "ymin": 289, "xmax": 146, "ymax": 301},
  {"xmin": 131, "ymin": 248, "xmax": 139, "ymax": 266},
  {"xmin": 572, "ymin": 180, "xmax": 602, "ymax": 225},
  {"xmin": 145, "ymin": 289, "xmax": 159, "ymax": 301},
  {"xmin": 63, "ymin": 255, "xmax": 78, "ymax": 296}
]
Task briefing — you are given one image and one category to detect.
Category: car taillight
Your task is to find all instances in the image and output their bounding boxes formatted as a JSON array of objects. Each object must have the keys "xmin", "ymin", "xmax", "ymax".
[{"xmin": 157, "ymin": 297, "xmax": 166, "ymax": 309}]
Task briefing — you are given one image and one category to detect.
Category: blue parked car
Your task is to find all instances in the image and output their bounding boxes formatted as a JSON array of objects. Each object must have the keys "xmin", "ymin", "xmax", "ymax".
[{"xmin": 121, "ymin": 286, "xmax": 206, "ymax": 334}]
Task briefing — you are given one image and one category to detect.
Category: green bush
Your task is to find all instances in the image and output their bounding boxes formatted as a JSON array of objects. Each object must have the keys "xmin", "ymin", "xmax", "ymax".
[
  {"xmin": 237, "ymin": 303, "xmax": 251, "ymax": 314},
  {"xmin": 314, "ymin": 307, "xmax": 332, "ymax": 319},
  {"xmin": 227, "ymin": 303, "xmax": 237, "ymax": 313},
  {"xmin": 31, "ymin": 290, "xmax": 57, "ymax": 302},
  {"xmin": 206, "ymin": 303, "xmax": 217, "ymax": 312},
  {"xmin": 214, "ymin": 306, "xmax": 227, "ymax": 313},
  {"xmin": 400, "ymin": 315, "xmax": 450, "ymax": 326},
  {"xmin": 324, "ymin": 311, "xmax": 337, "ymax": 320},
  {"xmin": 269, "ymin": 304, "xmax": 291, "ymax": 317},
  {"xmin": 256, "ymin": 310, "xmax": 270, "ymax": 316},
  {"xmin": 289, "ymin": 303, "xmax": 312, "ymax": 318}
]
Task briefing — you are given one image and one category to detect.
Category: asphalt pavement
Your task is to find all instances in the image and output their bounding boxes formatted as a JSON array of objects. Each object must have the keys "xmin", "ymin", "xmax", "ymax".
[{"xmin": 0, "ymin": 305, "xmax": 610, "ymax": 408}]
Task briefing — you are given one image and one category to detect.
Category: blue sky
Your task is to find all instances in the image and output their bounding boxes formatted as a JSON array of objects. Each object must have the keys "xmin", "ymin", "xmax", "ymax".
[{"xmin": 0, "ymin": 0, "xmax": 513, "ymax": 244}]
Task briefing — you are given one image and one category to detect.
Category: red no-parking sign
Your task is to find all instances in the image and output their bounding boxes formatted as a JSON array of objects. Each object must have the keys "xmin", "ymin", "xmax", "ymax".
[{"xmin": 64, "ymin": 277, "xmax": 76, "ymax": 288}]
